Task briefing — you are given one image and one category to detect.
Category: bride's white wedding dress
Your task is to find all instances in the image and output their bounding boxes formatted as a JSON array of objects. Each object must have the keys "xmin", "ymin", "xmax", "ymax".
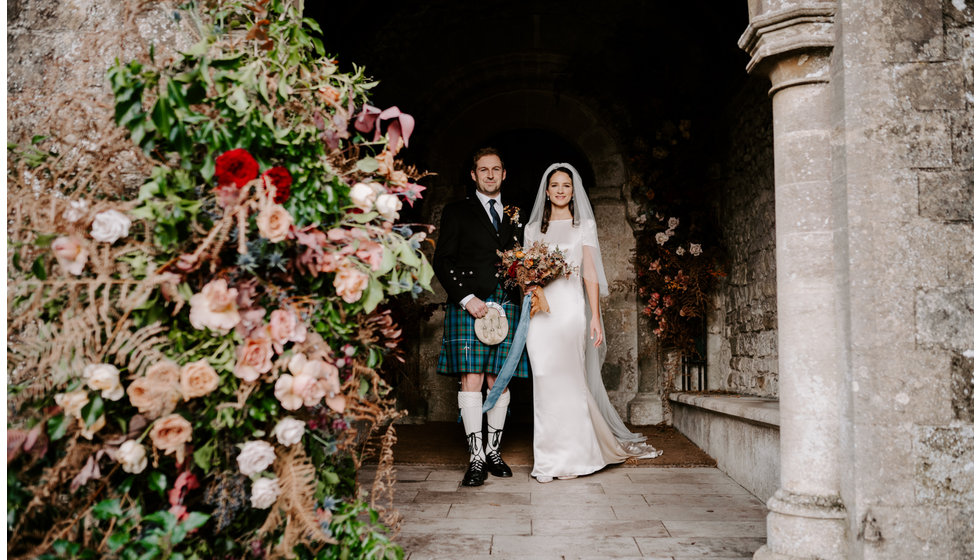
[{"xmin": 526, "ymin": 218, "xmax": 631, "ymax": 478}]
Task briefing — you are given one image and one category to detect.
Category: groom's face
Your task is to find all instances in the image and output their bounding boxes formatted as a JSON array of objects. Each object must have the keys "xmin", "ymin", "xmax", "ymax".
[{"xmin": 471, "ymin": 155, "xmax": 506, "ymax": 197}]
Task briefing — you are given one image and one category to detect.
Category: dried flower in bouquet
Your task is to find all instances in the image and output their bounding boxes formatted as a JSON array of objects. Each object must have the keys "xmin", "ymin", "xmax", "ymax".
[{"xmin": 497, "ymin": 241, "xmax": 574, "ymax": 316}]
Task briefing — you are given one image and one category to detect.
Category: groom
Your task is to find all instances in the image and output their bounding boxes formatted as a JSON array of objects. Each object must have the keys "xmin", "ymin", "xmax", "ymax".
[{"xmin": 434, "ymin": 147, "xmax": 530, "ymax": 487}]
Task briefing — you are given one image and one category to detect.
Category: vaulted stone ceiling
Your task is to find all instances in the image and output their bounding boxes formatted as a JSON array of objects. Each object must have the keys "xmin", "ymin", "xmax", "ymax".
[{"xmin": 311, "ymin": 1, "xmax": 751, "ymax": 209}]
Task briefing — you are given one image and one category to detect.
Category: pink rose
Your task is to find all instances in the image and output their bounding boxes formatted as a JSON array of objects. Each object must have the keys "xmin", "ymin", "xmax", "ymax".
[
  {"xmin": 234, "ymin": 333, "xmax": 274, "ymax": 383},
  {"xmin": 257, "ymin": 203, "xmax": 293, "ymax": 243},
  {"xmin": 189, "ymin": 279, "xmax": 240, "ymax": 334},
  {"xmin": 333, "ymin": 265, "xmax": 369, "ymax": 304},
  {"xmin": 274, "ymin": 354, "xmax": 341, "ymax": 411},
  {"xmin": 268, "ymin": 309, "xmax": 307, "ymax": 354},
  {"xmin": 52, "ymin": 236, "xmax": 88, "ymax": 276},
  {"xmin": 356, "ymin": 241, "xmax": 385, "ymax": 271}
]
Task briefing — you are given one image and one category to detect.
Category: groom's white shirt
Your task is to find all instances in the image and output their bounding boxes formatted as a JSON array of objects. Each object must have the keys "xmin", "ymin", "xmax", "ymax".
[{"xmin": 459, "ymin": 191, "xmax": 503, "ymax": 308}]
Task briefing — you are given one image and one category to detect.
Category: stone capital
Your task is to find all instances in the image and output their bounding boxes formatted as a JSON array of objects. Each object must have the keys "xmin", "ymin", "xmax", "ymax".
[{"xmin": 738, "ymin": 2, "xmax": 836, "ymax": 81}]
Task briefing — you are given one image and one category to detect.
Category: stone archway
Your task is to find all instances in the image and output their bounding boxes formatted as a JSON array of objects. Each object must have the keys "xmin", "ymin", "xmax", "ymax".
[{"xmin": 413, "ymin": 86, "xmax": 642, "ymax": 423}]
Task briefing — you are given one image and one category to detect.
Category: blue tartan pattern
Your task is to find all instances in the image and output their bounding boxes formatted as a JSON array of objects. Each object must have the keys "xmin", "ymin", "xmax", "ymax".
[{"xmin": 437, "ymin": 285, "xmax": 531, "ymax": 378}]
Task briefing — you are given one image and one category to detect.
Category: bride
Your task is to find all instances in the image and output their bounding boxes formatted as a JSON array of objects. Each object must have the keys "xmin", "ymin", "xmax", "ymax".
[{"xmin": 524, "ymin": 163, "xmax": 661, "ymax": 483}]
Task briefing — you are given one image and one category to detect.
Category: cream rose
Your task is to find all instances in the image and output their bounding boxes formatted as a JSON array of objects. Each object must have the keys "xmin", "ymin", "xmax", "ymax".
[
  {"xmin": 234, "ymin": 334, "xmax": 274, "ymax": 383},
  {"xmin": 52, "ymin": 236, "xmax": 88, "ymax": 276},
  {"xmin": 250, "ymin": 477, "xmax": 281, "ymax": 509},
  {"xmin": 55, "ymin": 389, "xmax": 89, "ymax": 418},
  {"xmin": 149, "ymin": 414, "xmax": 193, "ymax": 462},
  {"xmin": 237, "ymin": 440, "xmax": 276, "ymax": 476},
  {"xmin": 118, "ymin": 440, "xmax": 148, "ymax": 474},
  {"xmin": 689, "ymin": 243, "xmax": 703, "ymax": 256},
  {"xmin": 333, "ymin": 265, "xmax": 369, "ymax": 304},
  {"xmin": 127, "ymin": 360, "xmax": 181, "ymax": 419},
  {"xmin": 90, "ymin": 209, "xmax": 131, "ymax": 243},
  {"xmin": 349, "ymin": 182, "xmax": 378, "ymax": 212},
  {"xmin": 257, "ymin": 204, "xmax": 293, "ymax": 243},
  {"xmin": 668, "ymin": 217, "xmax": 680, "ymax": 229},
  {"xmin": 375, "ymin": 193, "xmax": 402, "ymax": 221},
  {"xmin": 79, "ymin": 414, "xmax": 106, "ymax": 440},
  {"xmin": 189, "ymin": 279, "xmax": 241, "ymax": 334},
  {"xmin": 267, "ymin": 309, "xmax": 307, "ymax": 353},
  {"xmin": 83, "ymin": 363, "xmax": 124, "ymax": 401},
  {"xmin": 655, "ymin": 232, "xmax": 669, "ymax": 246},
  {"xmin": 273, "ymin": 417, "xmax": 306, "ymax": 447},
  {"xmin": 180, "ymin": 360, "xmax": 220, "ymax": 399}
]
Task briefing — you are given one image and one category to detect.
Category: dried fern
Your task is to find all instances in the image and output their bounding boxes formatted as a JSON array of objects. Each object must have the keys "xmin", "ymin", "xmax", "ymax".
[{"xmin": 260, "ymin": 445, "xmax": 337, "ymax": 558}]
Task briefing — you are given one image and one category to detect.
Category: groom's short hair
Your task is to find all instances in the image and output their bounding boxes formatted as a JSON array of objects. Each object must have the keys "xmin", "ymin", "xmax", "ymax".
[{"xmin": 472, "ymin": 147, "xmax": 504, "ymax": 171}]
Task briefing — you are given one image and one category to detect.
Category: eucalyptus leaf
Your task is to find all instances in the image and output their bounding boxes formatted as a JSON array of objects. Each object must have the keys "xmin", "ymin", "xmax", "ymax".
[{"xmin": 355, "ymin": 157, "xmax": 379, "ymax": 173}]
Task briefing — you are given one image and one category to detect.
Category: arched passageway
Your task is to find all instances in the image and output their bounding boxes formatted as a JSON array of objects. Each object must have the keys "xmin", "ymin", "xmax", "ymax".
[{"xmin": 313, "ymin": 0, "xmax": 762, "ymax": 423}]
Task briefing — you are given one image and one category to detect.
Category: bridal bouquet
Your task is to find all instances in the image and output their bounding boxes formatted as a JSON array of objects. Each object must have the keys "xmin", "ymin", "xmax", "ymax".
[{"xmin": 498, "ymin": 242, "xmax": 573, "ymax": 315}]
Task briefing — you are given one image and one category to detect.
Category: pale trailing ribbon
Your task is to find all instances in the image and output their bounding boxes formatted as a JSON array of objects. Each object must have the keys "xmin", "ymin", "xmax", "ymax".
[{"xmin": 482, "ymin": 292, "xmax": 533, "ymax": 413}]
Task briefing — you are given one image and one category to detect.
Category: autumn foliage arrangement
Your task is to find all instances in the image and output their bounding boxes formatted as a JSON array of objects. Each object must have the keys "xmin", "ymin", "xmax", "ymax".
[{"xmin": 7, "ymin": 2, "xmax": 429, "ymax": 558}]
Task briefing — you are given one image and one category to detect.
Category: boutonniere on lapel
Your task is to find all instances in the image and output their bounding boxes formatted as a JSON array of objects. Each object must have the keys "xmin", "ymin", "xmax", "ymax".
[{"xmin": 503, "ymin": 205, "xmax": 522, "ymax": 227}]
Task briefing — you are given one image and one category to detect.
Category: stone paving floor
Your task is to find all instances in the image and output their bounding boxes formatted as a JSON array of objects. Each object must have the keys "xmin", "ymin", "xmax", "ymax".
[{"xmin": 359, "ymin": 463, "xmax": 768, "ymax": 560}]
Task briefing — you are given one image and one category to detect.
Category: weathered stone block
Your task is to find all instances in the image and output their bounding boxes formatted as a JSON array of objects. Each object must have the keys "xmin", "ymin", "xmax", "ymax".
[
  {"xmin": 950, "ymin": 109, "xmax": 974, "ymax": 167},
  {"xmin": 917, "ymin": 170, "xmax": 973, "ymax": 222},
  {"xmin": 950, "ymin": 352, "xmax": 974, "ymax": 422},
  {"xmin": 898, "ymin": 111, "xmax": 952, "ymax": 168},
  {"xmin": 913, "ymin": 425, "xmax": 974, "ymax": 504},
  {"xmin": 883, "ymin": 1, "xmax": 945, "ymax": 62},
  {"xmin": 914, "ymin": 286, "xmax": 973, "ymax": 349},
  {"xmin": 898, "ymin": 62, "xmax": 966, "ymax": 111},
  {"xmin": 945, "ymin": 0, "xmax": 974, "ymax": 26}
]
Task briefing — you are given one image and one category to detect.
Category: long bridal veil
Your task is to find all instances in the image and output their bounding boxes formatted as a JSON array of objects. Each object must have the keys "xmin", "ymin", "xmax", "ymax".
[{"xmin": 527, "ymin": 163, "xmax": 648, "ymax": 446}]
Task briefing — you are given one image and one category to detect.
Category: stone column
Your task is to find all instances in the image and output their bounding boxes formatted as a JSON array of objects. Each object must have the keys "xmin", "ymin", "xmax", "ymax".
[{"xmin": 739, "ymin": 4, "xmax": 847, "ymax": 559}]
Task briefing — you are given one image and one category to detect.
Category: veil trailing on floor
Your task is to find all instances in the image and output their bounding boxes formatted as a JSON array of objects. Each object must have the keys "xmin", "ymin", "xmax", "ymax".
[{"xmin": 527, "ymin": 163, "xmax": 648, "ymax": 446}]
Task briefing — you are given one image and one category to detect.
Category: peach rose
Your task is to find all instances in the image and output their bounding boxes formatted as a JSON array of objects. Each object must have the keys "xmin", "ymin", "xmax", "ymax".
[
  {"xmin": 267, "ymin": 309, "xmax": 307, "ymax": 354},
  {"xmin": 180, "ymin": 360, "xmax": 220, "ymax": 399},
  {"xmin": 257, "ymin": 203, "xmax": 293, "ymax": 243},
  {"xmin": 149, "ymin": 414, "xmax": 193, "ymax": 463},
  {"xmin": 127, "ymin": 360, "xmax": 181, "ymax": 419},
  {"xmin": 274, "ymin": 354, "xmax": 344, "ymax": 412},
  {"xmin": 52, "ymin": 236, "xmax": 88, "ymax": 276},
  {"xmin": 234, "ymin": 334, "xmax": 274, "ymax": 383},
  {"xmin": 333, "ymin": 265, "xmax": 369, "ymax": 304},
  {"xmin": 189, "ymin": 279, "xmax": 240, "ymax": 334}
]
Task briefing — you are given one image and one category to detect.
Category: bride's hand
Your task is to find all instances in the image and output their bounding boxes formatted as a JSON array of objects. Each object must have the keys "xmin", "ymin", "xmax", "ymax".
[{"xmin": 589, "ymin": 315, "xmax": 603, "ymax": 347}]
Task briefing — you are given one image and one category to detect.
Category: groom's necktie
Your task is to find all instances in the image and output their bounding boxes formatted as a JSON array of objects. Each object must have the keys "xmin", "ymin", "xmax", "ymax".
[{"xmin": 488, "ymin": 199, "xmax": 501, "ymax": 231}]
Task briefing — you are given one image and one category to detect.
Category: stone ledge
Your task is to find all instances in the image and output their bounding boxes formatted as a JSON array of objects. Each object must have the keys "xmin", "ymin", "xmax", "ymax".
[{"xmin": 669, "ymin": 392, "xmax": 780, "ymax": 427}]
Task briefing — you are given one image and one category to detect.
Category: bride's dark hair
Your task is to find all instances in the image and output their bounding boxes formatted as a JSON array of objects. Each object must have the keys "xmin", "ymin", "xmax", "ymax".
[{"xmin": 541, "ymin": 166, "xmax": 577, "ymax": 234}]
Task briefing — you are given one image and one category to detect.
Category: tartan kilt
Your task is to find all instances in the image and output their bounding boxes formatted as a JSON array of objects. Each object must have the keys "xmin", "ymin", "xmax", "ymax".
[{"xmin": 437, "ymin": 285, "xmax": 531, "ymax": 378}]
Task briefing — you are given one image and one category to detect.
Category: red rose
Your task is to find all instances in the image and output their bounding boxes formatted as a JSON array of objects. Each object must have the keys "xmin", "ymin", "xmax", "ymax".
[
  {"xmin": 262, "ymin": 166, "xmax": 292, "ymax": 204},
  {"xmin": 507, "ymin": 261, "xmax": 519, "ymax": 278},
  {"xmin": 215, "ymin": 149, "xmax": 259, "ymax": 188}
]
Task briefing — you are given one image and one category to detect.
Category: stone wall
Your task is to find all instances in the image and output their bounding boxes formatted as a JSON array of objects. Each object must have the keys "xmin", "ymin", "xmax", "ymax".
[
  {"xmin": 714, "ymin": 78, "xmax": 779, "ymax": 397},
  {"xmin": 7, "ymin": 1, "xmax": 191, "ymax": 145},
  {"xmin": 835, "ymin": 0, "xmax": 974, "ymax": 558}
]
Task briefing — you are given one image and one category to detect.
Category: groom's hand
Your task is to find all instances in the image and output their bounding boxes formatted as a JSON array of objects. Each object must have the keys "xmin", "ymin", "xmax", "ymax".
[{"xmin": 465, "ymin": 298, "xmax": 488, "ymax": 318}]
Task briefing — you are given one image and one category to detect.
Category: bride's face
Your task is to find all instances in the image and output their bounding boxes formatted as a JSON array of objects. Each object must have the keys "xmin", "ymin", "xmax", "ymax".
[{"xmin": 546, "ymin": 171, "xmax": 573, "ymax": 210}]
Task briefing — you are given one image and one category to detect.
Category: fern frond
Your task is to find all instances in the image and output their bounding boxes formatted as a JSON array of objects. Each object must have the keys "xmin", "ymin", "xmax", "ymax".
[{"xmin": 260, "ymin": 445, "xmax": 336, "ymax": 558}]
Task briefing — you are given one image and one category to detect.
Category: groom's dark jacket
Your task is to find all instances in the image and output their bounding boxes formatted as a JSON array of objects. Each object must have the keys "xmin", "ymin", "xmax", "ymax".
[{"xmin": 433, "ymin": 191, "xmax": 524, "ymax": 305}]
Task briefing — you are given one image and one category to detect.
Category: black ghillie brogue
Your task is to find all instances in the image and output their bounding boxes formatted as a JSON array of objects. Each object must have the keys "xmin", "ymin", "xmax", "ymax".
[
  {"xmin": 461, "ymin": 459, "xmax": 488, "ymax": 487},
  {"xmin": 485, "ymin": 450, "xmax": 513, "ymax": 478}
]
